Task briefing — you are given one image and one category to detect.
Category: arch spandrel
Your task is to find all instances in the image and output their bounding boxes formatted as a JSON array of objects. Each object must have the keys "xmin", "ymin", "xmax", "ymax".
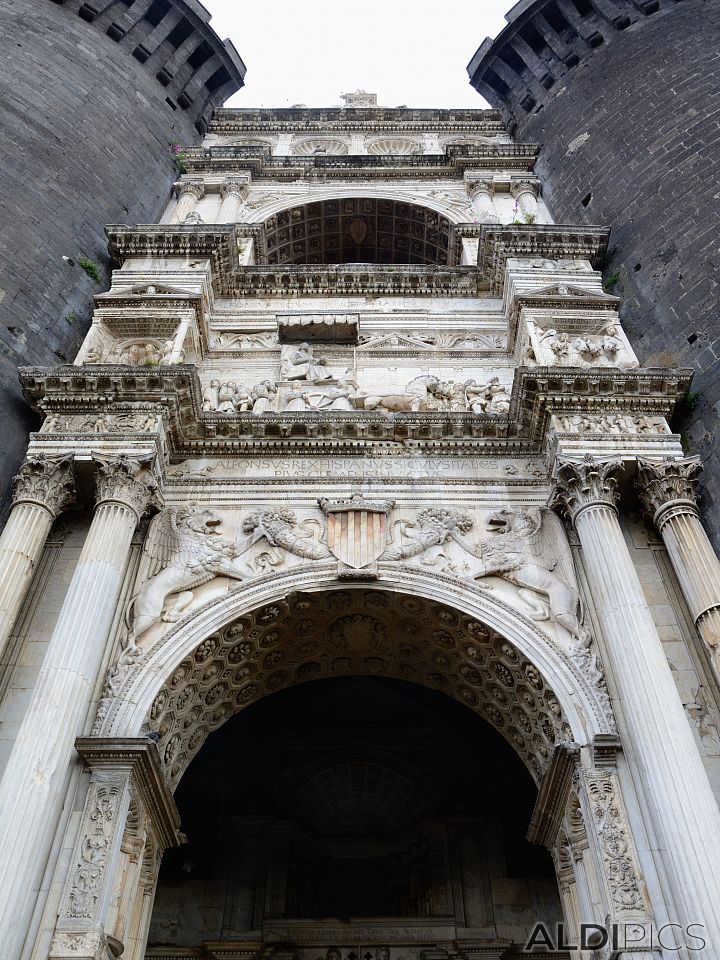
[{"xmin": 96, "ymin": 566, "xmax": 616, "ymax": 789}]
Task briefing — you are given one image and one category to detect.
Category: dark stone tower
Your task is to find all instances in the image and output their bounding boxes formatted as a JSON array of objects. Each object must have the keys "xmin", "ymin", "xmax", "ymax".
[
  {"xmin": 0, "ymin": 0, "xmax": 245, "ymax": 505},
  {"xmin": 468, "ymin": 0, "xmax": 720, "ymax": 542}
]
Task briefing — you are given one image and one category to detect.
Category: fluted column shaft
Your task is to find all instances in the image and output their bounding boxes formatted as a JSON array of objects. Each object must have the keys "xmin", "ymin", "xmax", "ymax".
[
  {"xmin": 466, "ymin": 177, "xmax": 500, "ymax": 223},
  {"xmin": 511, "ymin": 178, "xmax": 540, "ymax": 220},
  {"xmin": 553, "ymin": 457, "xmax": 720, "ymax": 953},
  {"xmin": 171, "ymin": 181, "xmax": 204, "ymax": 223},
  {"xmin": 637, "ymin": 457, "xmax": 720, "ymax": 686},
  {"xmin": 0, "ymin": 455, "xmax": 74, "ymax": 666},
  {"xmin": 219, "ymin": 178, "xmax": 249, "ymax": 222},
  {"xmin": 0, "ymin": 456, "xmax": 157, "ymax": 960}
]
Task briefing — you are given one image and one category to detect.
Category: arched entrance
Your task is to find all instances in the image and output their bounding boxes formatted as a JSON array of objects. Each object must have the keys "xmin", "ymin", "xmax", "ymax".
[
  {"xmin": 149, "ymin": 676, "xmax": 562, "ymax": 955},
  {"xmin": 50, "ymin": 574, "xmax": 655, "ymax": 960}
]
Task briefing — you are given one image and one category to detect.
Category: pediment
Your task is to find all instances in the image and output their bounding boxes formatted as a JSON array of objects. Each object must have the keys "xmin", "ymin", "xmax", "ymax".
[
  {"xmin": 516, "ymin": 282, "xmax": 618, "ymax": 304},
  {"xmin": 96, "ymin": 282, "xmax": 201, "ymax": 301}
]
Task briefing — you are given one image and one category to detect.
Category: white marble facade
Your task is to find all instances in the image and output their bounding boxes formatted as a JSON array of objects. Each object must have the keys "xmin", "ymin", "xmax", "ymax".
[{"xmin": 1, "ymin": 97, "xmax": 720, "ymax": 960}]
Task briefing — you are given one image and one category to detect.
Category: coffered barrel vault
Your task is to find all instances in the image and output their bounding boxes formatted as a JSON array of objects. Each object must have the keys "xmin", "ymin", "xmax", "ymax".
[{"xmin": 1, "ymin": 90, "xmax": 720, "ymax": 960}]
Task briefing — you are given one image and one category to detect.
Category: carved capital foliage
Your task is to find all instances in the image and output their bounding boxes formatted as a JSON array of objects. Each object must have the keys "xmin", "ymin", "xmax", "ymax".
[
  {"xmin": 550, "ymin": 455, "xmax": 624, "ymax": 524},
  {"xmin": 510, "ymin": 177, "xmax": 540, "ymax": 198},
  {"xmin": 12, "ymin": 454, "xmax": 75, "ymax": 518},
  {"xmin": 93, "ymin": 454, "xmax": 160, "ymax": 521},
  {"xmin": 175, "ymin": 179, "xmax": 205, "ymax": 200},
  {"xmin": 465, "ymin": 175, "xmax": 494, "ymax": 198},
  {"xmin": 636, "ymin": 456, "xmax": 702, "ymax": 522},
  {"xmin": 221, "ymin": 177, "xmax": 250, "ymax": 199}
]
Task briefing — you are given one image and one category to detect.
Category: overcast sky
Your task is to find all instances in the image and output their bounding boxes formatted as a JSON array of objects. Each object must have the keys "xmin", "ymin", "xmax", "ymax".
[{"xmin": 202, "ymin": 1, "xmax": 512, "ymax": 109}]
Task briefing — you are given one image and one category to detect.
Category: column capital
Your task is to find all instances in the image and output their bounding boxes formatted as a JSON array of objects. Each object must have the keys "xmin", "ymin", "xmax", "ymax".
[
  {"xmin": 464, "ymin": 173, "xmax": 495, "ymax": 198},
  {"xmin": 173, "ymin": 179, "xmax": 205, "ymax": 200},
  {"xmin": 550, "ymin": 454, "xmax": 624, "ymax": 524},
  {"xmin": 510, "ymin": 176, "xmax": 540, "ymax": 198},
  {"xmin": 11, "ymin": 453, "xmax": 75, "ymax": 518},
  {"xmin": 93, "ymin": 454, "xmax": 161, "ymax": 522},
  {"xmin": 220, "ymin": 176, "xmax": 250, "ymax": 199},
  {"xmin": 636, "ymin": 456, "xmax": 702, "ymax": 527}
]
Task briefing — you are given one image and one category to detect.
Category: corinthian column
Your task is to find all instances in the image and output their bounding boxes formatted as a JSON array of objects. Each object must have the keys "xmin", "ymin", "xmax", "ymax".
[
  {"xmin": 171, "ymin": 180, "xmax": 205, "ymax": 223},
  {"xmin": 465, "ymin": 175, "xmax": 500, "ymax": 223},
  {"xmin": 219, "ymin": 177, "xmax": 249, "ymax": 222},
  {"xmin": 637, "ymin": 457, "xmax": 720, "ymax": 685},
  {"xmin": 511, "ymin": 177, "xmax": 540, "ymax": 221},
  {"xmin": 551, "ymin": 455, "xmax": 720, "ymax": 952},
  {"xmin": 0, "ymin": 454, "xmax": 74, "ymax": 665},
  {"xmin": 0, "ymin": 455, "xmax": 159, "ymax": 960}
]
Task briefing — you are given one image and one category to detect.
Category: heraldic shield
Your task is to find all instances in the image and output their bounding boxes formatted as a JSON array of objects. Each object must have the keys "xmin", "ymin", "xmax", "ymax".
[{"xmin": 319, "ymin": 494, "xmax": 395, "ymax": 569}]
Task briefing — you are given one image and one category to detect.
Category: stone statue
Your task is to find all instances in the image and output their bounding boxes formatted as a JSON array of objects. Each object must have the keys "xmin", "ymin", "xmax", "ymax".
[
  {"xmin": 472, "ymin": 507, "xmax": 587, "ymax": 645},
  {"xmin": 356, "ymin": 375, "xmax": 443, "ymax": 413},
  {"xmin": 317, "ymin": 379, "xmax": 356, "ymax": 410},
  {"xmin": 250, "ymin": 380, "xmax": 278, "ymax": 414},
  {"xmin": 280, "ymin": 342, "xmax": 333, "ymax": 381},
  {"xmin": 128, "ymin": 506, "xmax": 248, "ymax": 643},
  {"xmin": 464, "ymin": 377, "xmax": 511, "ymax": 415},
  {"xmin": 284, "ymin": 386, "xmax": 311, "ymax": 411},
  {"xmin": 202, "ymin": 379, "xmax": 220, "ymax": 411}
]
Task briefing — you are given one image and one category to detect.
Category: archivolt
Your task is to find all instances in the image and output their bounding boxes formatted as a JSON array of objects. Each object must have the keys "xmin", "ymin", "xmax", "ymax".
[{"xmin": 96, "ymin": 564, "xmax": 615, "ymax": 787}]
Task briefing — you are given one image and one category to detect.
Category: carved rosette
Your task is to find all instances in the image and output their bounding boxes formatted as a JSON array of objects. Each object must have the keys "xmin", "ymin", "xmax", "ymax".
[
  {"xmin": 11, "ymin": 454, "xmax": 75, "ymax": 518},
  {"xmin": 551, "ymin": 455, "xmax": 624, "ymax": 525},
  {"xmin": 636, "ymin": 456, "xmax": 703, "ymax": 528},
  {"xmin": 93, "ymin": 454, "xmax": 160, "ymax": 522}
]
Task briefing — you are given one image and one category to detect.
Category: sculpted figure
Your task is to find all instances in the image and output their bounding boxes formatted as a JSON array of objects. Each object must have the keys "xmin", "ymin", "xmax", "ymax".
[
  {"xmin": 317, "ymin": 379, "xmax": 356, "ymax": 410},
  {"xmin": 284, "ymin": 386, "xmax": 310, "ymax": 411},
  {"xmin": 241, "ymin": 507, "xmax": 332, "ymax": 560},
  {"xmin": 465, "ymin": 377, "xmax": 511, "ymax": 415},
  {"xmin": 250, "ymin": 380, "xmax": 278, "ymax": 414},
  {"xmin": 202, "ymin": 379, "xmax": 220, "ymax": 412},
  {"xmin": 473, "ymin": 507, "xmax": 587, "ymax": 644},
  {"xmin": 217, "ymin": 381, "xmax": 238, "ymax": 413},
  {"xmin": 382, "ymin": 507, "xmax": 474, "ymax": 561},
  {"xmin": 539, "ymin": 328, "xmax": 571, "ymax": 362},
  {"xmin": 357, "ymin": 375, "xmax": 442, "ymax": 413},
  {"xmin": 280, "ymin": 342, "xmax": 333, "ymax": 381},
  {"xmin": 128, "ymin": 506, "xmax": 248, "ymax": 642}
]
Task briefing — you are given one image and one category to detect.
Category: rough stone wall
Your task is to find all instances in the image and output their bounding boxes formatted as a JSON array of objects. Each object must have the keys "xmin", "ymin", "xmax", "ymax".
[
  {"xmin": 469, "ymin": 0, "xmax": 720, "ymax": 545},
  {"xmin": 0, "ymin": 0, "xmax": 243, "ymax": 514}
]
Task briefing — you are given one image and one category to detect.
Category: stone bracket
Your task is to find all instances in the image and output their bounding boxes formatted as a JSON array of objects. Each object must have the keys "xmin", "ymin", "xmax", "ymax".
[{"xmin": 527, "ymin": 741, "xmax": 580, "ymax": 847}]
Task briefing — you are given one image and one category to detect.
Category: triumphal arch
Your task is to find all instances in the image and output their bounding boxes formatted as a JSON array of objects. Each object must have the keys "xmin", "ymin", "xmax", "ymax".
[{"xmin": 1, "ymin": 93, "xmax": 720, "ymax": 960}]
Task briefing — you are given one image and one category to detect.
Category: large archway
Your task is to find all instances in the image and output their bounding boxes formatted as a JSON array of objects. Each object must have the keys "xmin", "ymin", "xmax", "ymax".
[
  {"xmin": 68, "ymin": 572, "xmax": 651, "ymax": 960},
  {"xmin": 148, "ymin": 676, "xmax": 563, "ymax": 955}
]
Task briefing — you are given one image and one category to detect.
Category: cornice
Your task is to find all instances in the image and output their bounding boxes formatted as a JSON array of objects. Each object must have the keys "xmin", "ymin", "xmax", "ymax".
[
  {"xmin": 183, "ymin": 144, "xmax": 539, "ymax": 177},
  {"xmin": 105, "ymin": 227, "xmax": 483, "ymax": 296},
  {"xmin": 527, "ymin": 742, "xmax": 580, "ymax": 847},
  {"xmin": 210, "ymin": 106, "xmax": 504, "ymax": 131},
  {"xmin": 478, "ymin": 224, "xmax": 611, "ymax": 295},
  {"xmin": 512, "ymin": 366, "xmax": 693, "ymax": 445}
]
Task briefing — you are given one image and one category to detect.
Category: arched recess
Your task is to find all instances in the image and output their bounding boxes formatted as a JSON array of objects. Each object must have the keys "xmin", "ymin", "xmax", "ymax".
[
  {"xmin": 262, "ymin": 198, "xmax": 453, "ymax": 266},
  {"xmin": 243, "ymin": 186, "xmax": 474, "ymax": 230},
  {"xmin": 96, "ymin": 563, "xmax": 616, "ymax": 790}
]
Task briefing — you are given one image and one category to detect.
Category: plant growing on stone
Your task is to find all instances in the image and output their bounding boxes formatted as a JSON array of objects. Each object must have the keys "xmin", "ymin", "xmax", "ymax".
[
  {"xmin": 77, "ymin": 257, "xmax": 102, "ymax": 284},
  {"xmin": 168, "ymin": 140, "xmax": 188, "ymax": 174},
  {"xmin": 523, "ymin": 212, "xmax": 537, "ymax": 224}
]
